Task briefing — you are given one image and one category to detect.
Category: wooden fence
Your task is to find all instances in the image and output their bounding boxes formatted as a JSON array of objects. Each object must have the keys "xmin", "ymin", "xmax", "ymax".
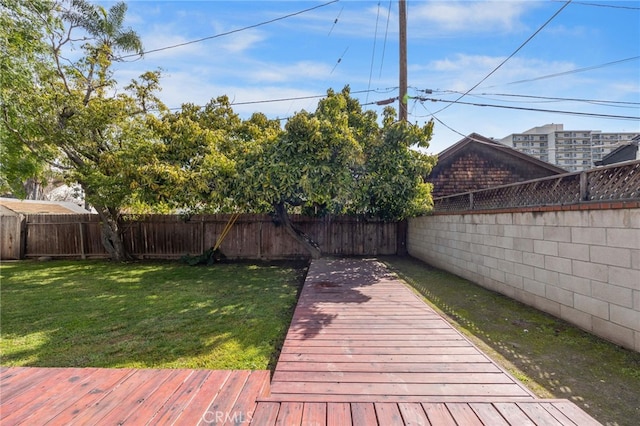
[{"xmin": 0, "ymin": 214, "xmax": 405, "ymax": 260}]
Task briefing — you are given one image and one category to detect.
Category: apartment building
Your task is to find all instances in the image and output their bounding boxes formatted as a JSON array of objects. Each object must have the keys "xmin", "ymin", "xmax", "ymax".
[{"xmin": 499, "ymin": 124, "xmax": 639, "ymax": 172}]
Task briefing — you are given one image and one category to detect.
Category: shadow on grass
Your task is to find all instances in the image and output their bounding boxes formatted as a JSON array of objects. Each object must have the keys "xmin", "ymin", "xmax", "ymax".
[
  {"xmin": 381, "ymin": 255, "xmax": 640, "ymax": 426},
  {"xmin": 0, "ymin": 260, "xmax": 307, "ymax": 371}
]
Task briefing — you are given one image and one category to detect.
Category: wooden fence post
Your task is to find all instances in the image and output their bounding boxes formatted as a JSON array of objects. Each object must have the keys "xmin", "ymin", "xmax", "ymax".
[
  {"xmin": 78, "ymin": 222, "xmax": 86, "ymax": 259},
  {"xmin": 579, "ymin": 171, "xmax": 589, "ymax": 201}
]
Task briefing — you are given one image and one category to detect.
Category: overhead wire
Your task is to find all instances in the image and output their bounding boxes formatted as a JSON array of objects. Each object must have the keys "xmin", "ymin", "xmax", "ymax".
[
  {"xmin": 432, "ymin": 90, "xmax": 640, "ymax": 107},
  {"xmin": 366, "ymin": 2, "xmax": 382, "ymax": 103},
  {"xmin": 430, "ymin": 0, "xmax": 573, "ymax": 116},
  {"xmin": 482, "ymin": 56, "xmax": 640, "ymax": 89},
  {"xmin": 378, "ymin": 1, "xmax": 393, "ymax": 78},
  {"xmin": 328, "ymin": 5, "xmax": 344, "ymax": 36},
  {"xmin": 116, "ymin": 0, "xmax": 339, "ymax": 59},
  {"xmin": 415, "ymin": 97, "xmax": 640, "ymax": 120},
  {"xmin": 552, "ymin": 0, "xmax": 640, "ymax": 10}
]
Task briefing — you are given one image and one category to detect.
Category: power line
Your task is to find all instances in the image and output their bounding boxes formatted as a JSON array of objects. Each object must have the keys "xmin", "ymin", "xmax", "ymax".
[
  {"xmin": 553, "ymin": 0, "xmax": 640, "ymax": 10},
  {"xmin": 164, "ymin": 87, "xmax": 397, "ymax": 111},
  {"xmin": 482, "ymin": 56, "xmax": 640, "ymax": 88},
  {"xmin": 366, "ymin": 2, "xmax": 382, "ymax": 103},
  {"xmin": 416, "ymin": 97, "xmax": 640, "ymax": 120},
  {"xmin": 431, "ymin": 90, "xmax": 640, "ymax": 107},
  {"xmin": 117, "ymin": 0, "xmax": 339, "ymax": 59},
  {"xmin": 378, "ymin": 1, "xmax": 393, "ymax": 79},
  {"xmin": 431, "ymin": 0, "xmax": 573, "ymax": 116}
]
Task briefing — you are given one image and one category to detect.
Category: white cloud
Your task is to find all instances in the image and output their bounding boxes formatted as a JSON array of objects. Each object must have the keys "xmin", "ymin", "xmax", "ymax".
[
  {"xmin": 217, "ymin": 29, "xmax": 267, "ymax": 53},
  {"xmin": 410, "ymin": 1, "xmax": 532, "ymax": 33}
]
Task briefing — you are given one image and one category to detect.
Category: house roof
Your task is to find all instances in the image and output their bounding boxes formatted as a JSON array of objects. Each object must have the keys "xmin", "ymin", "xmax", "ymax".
[
  {"xmin": 594, "ymin": 137, "xmax": 639, "ymax": 166},
  {"xmin": 436, "ymin": 133, "xmax": 566, "ymax": 174},
  {"xmin": 0, "ymin": 198, "xmax": 91, "ymax": 215},
  {"xmin": 428, "ymin": 133, "xmax": 567, "ymax": 198}
]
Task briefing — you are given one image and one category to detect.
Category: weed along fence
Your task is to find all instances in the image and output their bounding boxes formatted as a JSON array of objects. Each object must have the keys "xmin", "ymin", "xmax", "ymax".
[{"xmin": 3, "ymin": 214, "xmax": 404, "ymax": 260}]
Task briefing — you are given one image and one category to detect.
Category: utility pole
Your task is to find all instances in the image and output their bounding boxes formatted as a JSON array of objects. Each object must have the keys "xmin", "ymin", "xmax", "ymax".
[{"xmin": 399, "ymin": 0, "xmax": 408, "ymax": 121}]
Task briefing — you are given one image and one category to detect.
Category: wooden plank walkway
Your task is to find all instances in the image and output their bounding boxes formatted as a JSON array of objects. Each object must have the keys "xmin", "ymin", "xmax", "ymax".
[
  {"xmin": 0, "ymin": 367, "xmax": 269, "ymax": 425},
  {"xmin": 257, "ymin": 257, "xmax": 601, "ymax": 425},
  {"xmin": 267, "ymin": 258, "xmax": 535, "ymax": 403}
]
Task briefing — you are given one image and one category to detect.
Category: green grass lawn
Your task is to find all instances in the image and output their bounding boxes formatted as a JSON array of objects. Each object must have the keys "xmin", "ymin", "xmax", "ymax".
[
  {"xmin": 0, "ymin": 260, "xmax": 306, "ymax": 370},
  {"xmin": 382, "ymin": 255, "xmax": 640, "ymax": 426}
]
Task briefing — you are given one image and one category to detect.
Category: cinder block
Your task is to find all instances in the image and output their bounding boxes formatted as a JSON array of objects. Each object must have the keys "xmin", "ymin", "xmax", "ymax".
[
  {"xmin": 543, "ymin": 226, "xmax": 571, "ymax": 242},
  {"xmin": 607, "ymin": 228, "xmax": 640, "ymax": 250},
  {"xmin": 546, "ymin": 285, "xmax": 574, "ymax": 306},
  {"xmin": 589, "ymin": 209, "xmax": 627, "ymax": 228},
  {"xmin": 496, "ymin": 236, "xmax": 514, "ymax": 249},
  {"xmin": 591, "ymin": 282, "xmax": 634, "ymax": 308},
  {"xmin": 490, "ymin": 268, "xmax": 506, "ymax": 284},
  {"xmin": 629, "ymin": 209, "xmax": 640, "ymax": 228},
  {"xmin": 632, "ymin": 250, "xmax": 640, "ymax": 270},
  {"xmin": 504, "ymin": 272, "xmax": 524, "ymax": 289},
  {"xmin": 572, "ymin": 260, "xmax": 608, "ymax": 283},
  {"xmin": 609, "ymin": 266, "xmax": 640, "ymax": 291},
  {"xmin": 513, "ymin": 238, "xmax": 534, "ymax": 252},
  {"xmin": 590, "ymin": 246, "xmax": 631, "ymax": 268},
  {"xmin": 574, "ymin": 294, "xmax": 609, "ymax": 320},
  {"xmin": 534, "ymin": 240, "xmax": 559, "ymax": 256},
  {"xmin": 523, "ymin": 252, "xmax": 545, "ymax": 268},
  {"xmin": 505, "ymin": 249, "xmax": 523, "ymax": 263},
  {"xmin": 484, "ymin": 256, "xmax": 498, "ymax": 269},
  {"xmin": 544, "ymin": 256, "xmax": 572, "ymax": 274},
  {"xmin": 497, "ymin": 259, "xmax": 515, "ymax": 274},
  {"xmin": 496, "ymin": 214, "xmax": 513, "ymax": 225},
  {"xmin": 558, "ymin": 242, "xmax": 590, "ymax": 261},
  {"xmin": 572, "ymin": 227, "xmax": 606, "ymax": 245},
  {"xmin": 531, "ymin": 294, "xmax": 561, "ymax": 317},
  {"xmin": 610, "ymin": 305, "xmax": 640, "ymax": 331},
  {"xmin": 534, "ymin": 267, "xmax": 559, "ymax": 286},
  {"xmin": 514, "ymin": 263, "xmax": 535, "ymax": 280},
  {"xmin": 542, "ymin": 211, "xmax": 561, "ymax": 227},
  {"xmin": 560, "ymin": 305, "xmax": 593, "ymax": 331},
  {"xmin": 592, "ymin": 317, "xmax": 635, "ymax": 350},
  {"xmin": 558, "ymin": 273, "xmax": 591, "ymax": 296},
  {"xmin": 635, "ymin": 290, "xmax": 640, "ymax": 310},
  {"xmin": 523, "ymin": 278, "xmax": 546, "ymax": 297},
  {"xmin": 558, "ymin": 210, "xmax": 589, "ymax": 227}
]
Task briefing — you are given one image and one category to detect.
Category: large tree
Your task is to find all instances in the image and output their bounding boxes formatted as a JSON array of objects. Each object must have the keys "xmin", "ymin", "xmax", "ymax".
[
  {"xmin": 1, "ymin": 0, "xmax": 155, "ymax": 260},
  {"xmin": 133, "ymin": 88, "xmax": 436, "ymax": 259},
  {"xmin": 230, "ymin": 87, "xmax": 436, "ymax": 258}
]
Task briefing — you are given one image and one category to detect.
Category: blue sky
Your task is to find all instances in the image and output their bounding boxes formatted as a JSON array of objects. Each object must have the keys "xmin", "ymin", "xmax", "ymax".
[{"xmin": 104, "ymin": 0, "xmax": 639, "ymax": 153}]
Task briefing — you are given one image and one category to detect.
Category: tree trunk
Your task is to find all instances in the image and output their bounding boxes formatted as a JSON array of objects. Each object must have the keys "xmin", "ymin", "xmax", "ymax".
[
  {"xmin": 273, "ymin": 202, "xmax": 322, "ymax": 259},
  {"xmin": 95, "ymin": 206, "xmax": 130, "ymax": 261}
]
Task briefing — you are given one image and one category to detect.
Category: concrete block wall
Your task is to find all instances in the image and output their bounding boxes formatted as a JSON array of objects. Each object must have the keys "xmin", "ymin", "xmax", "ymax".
[{"xmin": 407, "ymin": 207, "xmax": 640, "ymax": 352}]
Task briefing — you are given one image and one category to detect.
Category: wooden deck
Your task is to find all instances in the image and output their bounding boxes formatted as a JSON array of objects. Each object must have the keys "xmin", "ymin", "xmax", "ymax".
[
  {"xmin": 267, "ymin": 258, "xmax": 535, "ymax": 403},
  {"xmin": 0, "ymin": 258, "xmax": 601, "ymax": 425},
  {"xmin": 0, "ymin": 367, "xmax": 269, "ymax": 425},
  {"xmin": 257, "ymin": 258, "xmax": 601, "ymax": 425}
]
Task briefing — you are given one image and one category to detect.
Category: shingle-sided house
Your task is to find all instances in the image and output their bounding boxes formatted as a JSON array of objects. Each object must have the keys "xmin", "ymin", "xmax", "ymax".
[{"xmin": 428, "ymin": 133, "xmax": 566, "ymax": 198}]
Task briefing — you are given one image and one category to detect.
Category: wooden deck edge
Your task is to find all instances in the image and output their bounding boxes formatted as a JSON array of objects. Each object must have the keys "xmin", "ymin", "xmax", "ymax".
[{"xmin": 257, "ymin": 395, "xmax": 539, "ymax": 403}]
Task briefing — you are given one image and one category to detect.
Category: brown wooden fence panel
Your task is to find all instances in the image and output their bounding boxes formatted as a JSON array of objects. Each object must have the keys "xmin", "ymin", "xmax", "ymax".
[
  {"xmin": 0, "ymin": 215, "xmax": 24, "ymax": 260},
  {"xmin": 18, "ymin": 214, "xmax": 402, "ymax": 260}
]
